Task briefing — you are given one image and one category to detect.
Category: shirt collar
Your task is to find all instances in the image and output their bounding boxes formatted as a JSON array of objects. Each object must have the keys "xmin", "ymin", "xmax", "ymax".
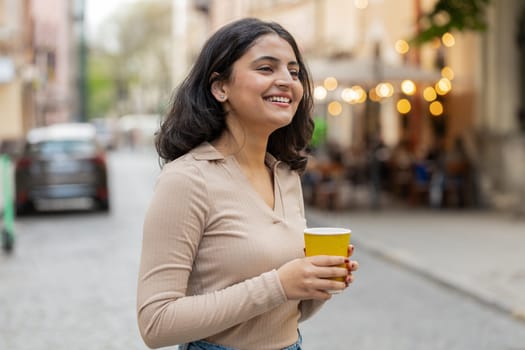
[
  {"xmin": 190, "ymin": 142, "xmax": 224, "ymax": 160},
  {"xmin": 190, "ymin": 141, "xmax": 282, "ymax": 169}
]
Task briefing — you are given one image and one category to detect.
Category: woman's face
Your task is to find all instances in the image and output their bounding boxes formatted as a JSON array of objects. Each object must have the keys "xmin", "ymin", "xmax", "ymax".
[{"xmin": 215, "ymin": 34, "xmax": 304, "ymax": 136}]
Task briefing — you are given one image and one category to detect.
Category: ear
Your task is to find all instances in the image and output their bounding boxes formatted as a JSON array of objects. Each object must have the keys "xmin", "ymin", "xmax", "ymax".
[{"xmin": 210, "ymin": 73, "xmax": 228, "ymax": 102}]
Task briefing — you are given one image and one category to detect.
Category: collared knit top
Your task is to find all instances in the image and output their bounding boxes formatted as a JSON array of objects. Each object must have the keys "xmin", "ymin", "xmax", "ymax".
[{"xmin": 137, "ymin": 142, "xmax": 323, "ymax": 350}]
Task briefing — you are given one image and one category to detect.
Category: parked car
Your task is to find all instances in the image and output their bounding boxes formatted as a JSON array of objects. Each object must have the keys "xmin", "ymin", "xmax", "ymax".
[{"xmin": 14, "ymin": 123, "xmax": 110, "ymax": 215}]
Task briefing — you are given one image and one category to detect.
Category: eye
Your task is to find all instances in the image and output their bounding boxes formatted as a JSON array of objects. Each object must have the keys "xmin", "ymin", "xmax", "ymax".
[
  {"xmin": 257, "ymin": 66, "xmax": 273, "ymax": 73},
  {"xmin": 289, "ymin": 69, "xmax": 300, "ymax": 79}
]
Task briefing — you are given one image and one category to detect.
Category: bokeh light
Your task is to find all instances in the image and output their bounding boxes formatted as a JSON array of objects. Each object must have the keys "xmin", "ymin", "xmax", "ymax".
[
  {"xmin": 401, "ymin": 80, "xmax": 416, "ymax": 95},
  {"xmin": 441, "ymin": 66, "xmax": 455, "ymax": 80},
  {"xmin": 429, "ymin": 101, "xmax": 443, "ymax": 116},
  {"xmin": 423, "ymin": 86, "xmax": 437, "ymax": 101},
  {"xmin": 395, "ymin": 39, "xmax": 409, "ymax": 54},
  {"xmin": 323, "ymin": 77, "xmax": 338, "ymax": 91},
  {"xmin": 369, "ymin": 87, "xmax": 381, "ymax": 102},
  {"xmin": 431, "ymin": 38, "xmax": 441, "ymax": 49},
  {"xmin": 342, "ymin": 85, "xmax": 366, "ymax": 104},
  {"xmin": 397, "ymin": 98, "xmax": 411, "ymax": 114},
  {"xmin": 314, "ymin": 86, "xmax": 328, "ymax": 100},
  {"xmin": 442, "ymin": 32, "xmax": 455, "ymax": 47},
  {"xmin": 375, "ymin": 82, "xmax": 394, "ymax": 98},
  {"xmin": 328, "ymin": 101, "xmax": 343, "ymax": 116},
  {"xmin": 341, "ymin": 88, "xmax": 355, "ymax": 103},
  {"xmin": 435, "ymin": 78, "xmax": 452, "ymax": 95}
]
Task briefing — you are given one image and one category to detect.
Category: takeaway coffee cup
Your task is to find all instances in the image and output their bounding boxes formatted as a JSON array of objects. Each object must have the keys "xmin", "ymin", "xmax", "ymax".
[{"xmin": 304, "ymin": 227, "xmax": 351, "ymax": 293}]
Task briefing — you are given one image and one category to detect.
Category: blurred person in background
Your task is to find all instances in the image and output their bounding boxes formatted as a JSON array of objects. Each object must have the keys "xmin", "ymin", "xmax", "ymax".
[{"xmin": 137, "ymin": 18, "xmax": 358, "ymax": 350}]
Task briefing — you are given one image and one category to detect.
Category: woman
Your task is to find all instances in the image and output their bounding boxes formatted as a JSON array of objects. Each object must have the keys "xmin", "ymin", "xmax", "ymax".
[{"xmin": 137, "ymin": 18, "xmax": 359, "ymax": 350}]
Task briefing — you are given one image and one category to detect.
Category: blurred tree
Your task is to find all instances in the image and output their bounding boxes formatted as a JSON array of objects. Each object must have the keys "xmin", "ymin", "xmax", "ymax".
[
  {"xmin": 411, "ymin": 0, "xmax": 491, "ymax": 45},
  {"xmin": 310, "ymin": 116, "xmax": 327, "ymax": 149},
  {"xmin": 87, "ymin": 0, "xmax": 173, "ymax": 119},
  {"xmin": 87, "ymin": 48, "xmax": 116, "ymax": 119}
]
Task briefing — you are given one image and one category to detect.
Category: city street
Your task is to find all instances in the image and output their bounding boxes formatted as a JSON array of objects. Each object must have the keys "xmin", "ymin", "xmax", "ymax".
[{"xmin": 1, "ymin": 149, "xmax": 524, "ymax": 350}]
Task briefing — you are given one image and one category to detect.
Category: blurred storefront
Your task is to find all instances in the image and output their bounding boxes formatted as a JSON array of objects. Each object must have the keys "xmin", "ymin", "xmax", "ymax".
[
  {"xmin": 0, "ymin": 0, "xmax": 79, "ymax": 150},
  {"xmin": 478, "ymin": 0, "xmax": 525, "ymax": 213},
  {"xmin": 0, "ymin": 0, "xmax": 34, "ymax": 146},
  {"xmin": 31, "ymin": 0, "xmax": 78, "ymax": 126},
  {"xmin": 198, "ymin": 0, "xmax": 525, "ymax": 213}
]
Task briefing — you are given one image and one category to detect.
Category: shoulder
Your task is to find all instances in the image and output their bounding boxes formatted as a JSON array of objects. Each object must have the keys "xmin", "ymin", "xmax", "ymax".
[{"xmin": 155, "ymin": 142, "xmax": 227, "ymax": 190}]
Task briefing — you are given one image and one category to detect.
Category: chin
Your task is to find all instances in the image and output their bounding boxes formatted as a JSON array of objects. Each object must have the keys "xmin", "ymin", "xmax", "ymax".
[{"xmin": 270, "ymin": 116, "xmax": 294, "ymax": 131}]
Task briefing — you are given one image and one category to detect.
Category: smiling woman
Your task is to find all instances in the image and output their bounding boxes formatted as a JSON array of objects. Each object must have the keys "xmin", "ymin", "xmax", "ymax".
[{"xmin": 137, "ymin": 18, "xmax": 359, "ymax": 350}]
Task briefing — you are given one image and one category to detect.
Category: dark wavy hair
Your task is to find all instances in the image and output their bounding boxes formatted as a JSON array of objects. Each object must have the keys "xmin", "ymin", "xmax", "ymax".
[{"xmin": 156, "ymin": 17, "xmax": 314, "ymax": 172}]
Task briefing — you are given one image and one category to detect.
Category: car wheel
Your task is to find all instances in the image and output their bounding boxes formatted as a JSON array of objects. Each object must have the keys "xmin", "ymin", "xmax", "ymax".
[
  {"xmin": 96, "ymin": 199, "xmax": 110, "ymax": 212},
  {"xmin": 16, "ymin": 201, "xmax": 35, "ymax": 217},
  {"xmin": 2, "ymin": 229, "xmax": 15, "ymax": 253}
]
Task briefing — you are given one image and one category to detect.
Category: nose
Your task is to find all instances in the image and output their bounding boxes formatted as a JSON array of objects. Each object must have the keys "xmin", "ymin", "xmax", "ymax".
[{"xmin": 275, "ymin": 71, "xmax": 294, "ymax": 88}]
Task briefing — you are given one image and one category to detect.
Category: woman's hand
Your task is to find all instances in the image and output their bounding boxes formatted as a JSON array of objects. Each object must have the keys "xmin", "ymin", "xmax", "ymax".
[{"xmin": 277, "ymin": 245, "xmax": 359, "ymax": 300}]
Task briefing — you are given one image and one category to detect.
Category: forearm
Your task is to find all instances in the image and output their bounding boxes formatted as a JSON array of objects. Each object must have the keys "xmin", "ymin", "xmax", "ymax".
[{"xmin": 137, "ymin": 270, "xmax": 287, "ymax": 348}]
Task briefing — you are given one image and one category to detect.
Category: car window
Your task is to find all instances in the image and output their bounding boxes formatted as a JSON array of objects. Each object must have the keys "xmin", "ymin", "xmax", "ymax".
[{"xmin": 30, "ymin": 140, "xmax": 96, "ymax": 156}]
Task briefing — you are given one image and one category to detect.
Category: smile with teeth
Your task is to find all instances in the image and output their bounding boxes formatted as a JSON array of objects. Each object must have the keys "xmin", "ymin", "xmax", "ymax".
[{"xmin": 265, "ymin": 96, "xmax": 291, "ymax": 104}]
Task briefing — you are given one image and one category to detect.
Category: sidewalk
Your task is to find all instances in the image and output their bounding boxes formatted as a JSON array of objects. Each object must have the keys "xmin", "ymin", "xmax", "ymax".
[{"xmin": 305, "ymin": 206, "xmax": 525, "ymax": 321}]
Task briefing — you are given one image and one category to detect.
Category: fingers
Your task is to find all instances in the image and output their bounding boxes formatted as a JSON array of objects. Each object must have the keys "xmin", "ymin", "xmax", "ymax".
[
  {"xmin": 306, "ymin": 273, "xmax": 347, "ymax": 294},
  {"xmin": 278, "ymin": 253, "xmax": 359, "ymax": 300},
  {"xmin": 347, "ymin": 244, "xmax": 355, "ymax": 257},
  {"xmin": 307, "ymin": 255, "xmax": 348, "ymax": 266},
  {"xmin": 307, "ymin": 255, "xmax": 358, "ymax": 271},
  {"xmin": 316, "ymin": 266, "xmax": 348, "ymax": 279}
]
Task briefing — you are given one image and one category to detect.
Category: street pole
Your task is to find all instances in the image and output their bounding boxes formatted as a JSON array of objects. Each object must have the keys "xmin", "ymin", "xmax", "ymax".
[
  {"xmin": 75, "ymin": 0, "xmax": 87, "ymax": 122},
  {"xmin": 1, "ymin": 154, "xmax": 15, "ymax": 253},
  {"xmin": 410, "ymin": 0, "xmax": 422, "ymax": 152}
]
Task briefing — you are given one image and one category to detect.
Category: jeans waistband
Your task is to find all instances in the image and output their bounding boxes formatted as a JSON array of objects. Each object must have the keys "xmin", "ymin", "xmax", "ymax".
[{"xmin": 181, "ymin": 331, "xmax": 302, "ymax": 350}]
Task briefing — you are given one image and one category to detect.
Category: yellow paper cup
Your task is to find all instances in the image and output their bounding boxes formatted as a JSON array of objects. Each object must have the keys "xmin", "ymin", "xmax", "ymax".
[{"xmin": 304, "ymin": 227, "xmax": 351, "ymax": 290}]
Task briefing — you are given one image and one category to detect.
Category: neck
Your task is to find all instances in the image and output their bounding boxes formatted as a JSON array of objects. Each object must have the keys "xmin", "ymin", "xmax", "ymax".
[{"xmin": 213, "ymin": 121, "xmax": 269, "ymax": 171}]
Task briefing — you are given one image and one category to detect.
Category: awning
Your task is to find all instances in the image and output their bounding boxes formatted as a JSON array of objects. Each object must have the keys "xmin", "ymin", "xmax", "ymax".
[{"xmin": 307, "ymin": 57, "xmax": 441, "ymax": 85}]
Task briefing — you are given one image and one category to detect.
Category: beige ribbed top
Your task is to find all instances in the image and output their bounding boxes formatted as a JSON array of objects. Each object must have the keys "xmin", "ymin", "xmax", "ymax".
[{"xmin": 137, "ymin": 142, "xmax": 323, "ymax": 350}]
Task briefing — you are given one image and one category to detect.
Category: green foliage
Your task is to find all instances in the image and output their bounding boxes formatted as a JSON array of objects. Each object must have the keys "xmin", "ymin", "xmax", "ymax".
[
  {"xmin": 411, "ymin": 0, "xmax": 491, "ymax": 45},
  {"xmin": 86, "ymin": 0, "xmax": 173, "ymax": 119},
  {"xmin": 87, "ymin": 50, "xmax": 116, "ymax": 120},
  {"xmin": 310, "ymin": 116, "xmax": 327, "ymax": 148}
]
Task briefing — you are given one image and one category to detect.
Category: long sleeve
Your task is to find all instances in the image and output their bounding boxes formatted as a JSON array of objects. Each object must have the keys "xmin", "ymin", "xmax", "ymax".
[
  {"xmin": 298, "ymin": 299, "xmax": 325, "ymax": 322},
  {"xmin": 136, "ymin": 162, "xmax": 288, "ymax": 348}
]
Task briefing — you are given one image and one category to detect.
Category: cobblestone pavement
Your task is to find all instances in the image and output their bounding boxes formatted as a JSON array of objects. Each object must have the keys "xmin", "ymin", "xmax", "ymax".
[
  {"xmin": 1, "ymin": 150, "xmax": 524, "ymax": 350},
  {"xmin": 306, "ymin": 206, "xmax": 525, "ymax": 320},
  {"xmin": 0, "ymin": 150, "xmax": 164, "ymax": 350}
]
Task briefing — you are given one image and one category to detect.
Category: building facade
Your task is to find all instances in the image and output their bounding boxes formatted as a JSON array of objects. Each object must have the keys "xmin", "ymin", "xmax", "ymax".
[
  {"xmin": 31, "ymin": 0, "xmax": 77, "ymax": 126},
  {"xmin": 0, "ymin": 0, "xmax": 78, "ymax": 147},
  {"xmin": 0, "ymin": 0, "xmax": 34, "ymax": 143},
  {"xmin": 477, "ymin": 0, "xmax": 525, "ymax": 212},
  {"xmin": 198, "ymin": 0, "xmax": 524, "ymax": 212}
]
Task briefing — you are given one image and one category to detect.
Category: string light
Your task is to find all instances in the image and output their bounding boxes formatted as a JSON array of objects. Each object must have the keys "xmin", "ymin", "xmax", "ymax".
[
  {"xmin": 314, "ymin": 86, "xmax": 328, "ymax": 100},
  {"xmin": 397, "ymin": 99, "xmax": 411, "ymax": 114},
  {"xmin": 442, "ymin": 32, "xmax": 455, "ymax": 47},
  {"xmin": 423, "ymin": 86, "xmax": 437, "ymax": 101},
  {"xmin": 395, "ymin": 40, "xmax": 409, "ymax": 54},
  {"xmin": 323, "ymin": 77, "xmax": 338, "ymax": 91},
  {"xmin": 429, "ymin": 101, "xmax": 443, "ymax": 116},
  {"xmin": 401, "ymin": 80, "xmax": 416, "ymax": 95},
  {"xmin": 328, "ymin": 101, "xmax": 343, "ymax": 116}
]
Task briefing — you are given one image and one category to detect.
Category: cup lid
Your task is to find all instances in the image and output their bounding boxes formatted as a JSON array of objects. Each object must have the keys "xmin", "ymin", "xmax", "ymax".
[{"xmin": 304, "ymin": 227, "xmax": 351, "ymax": 235}]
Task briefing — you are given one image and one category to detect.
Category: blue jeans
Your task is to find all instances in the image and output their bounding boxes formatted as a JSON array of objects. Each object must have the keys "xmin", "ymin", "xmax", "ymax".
[{"xmin": 181, "ymin": 331, "xmax": 302, "ymax": 350}]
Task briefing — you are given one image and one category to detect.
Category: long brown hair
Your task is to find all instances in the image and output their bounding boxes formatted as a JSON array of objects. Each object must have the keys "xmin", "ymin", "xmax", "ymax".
[{"xmin": 156, "ymin": 18, "xmax": 314, "ymax": 172}]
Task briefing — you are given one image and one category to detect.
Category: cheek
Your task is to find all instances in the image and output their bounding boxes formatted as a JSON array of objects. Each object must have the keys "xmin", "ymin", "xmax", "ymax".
[
  {"xmin": 294, "ymin": 84, "xmax": 304, "ymax": 105},
  {"xmin": 231, "ymin": 77, "xmax": 267, "ymax": 98}
]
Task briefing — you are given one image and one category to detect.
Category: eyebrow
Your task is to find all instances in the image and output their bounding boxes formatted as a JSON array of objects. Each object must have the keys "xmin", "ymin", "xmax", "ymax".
[{"xmin": 252, "ymin": 55, "xmax": 299, "ymax": 67}]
